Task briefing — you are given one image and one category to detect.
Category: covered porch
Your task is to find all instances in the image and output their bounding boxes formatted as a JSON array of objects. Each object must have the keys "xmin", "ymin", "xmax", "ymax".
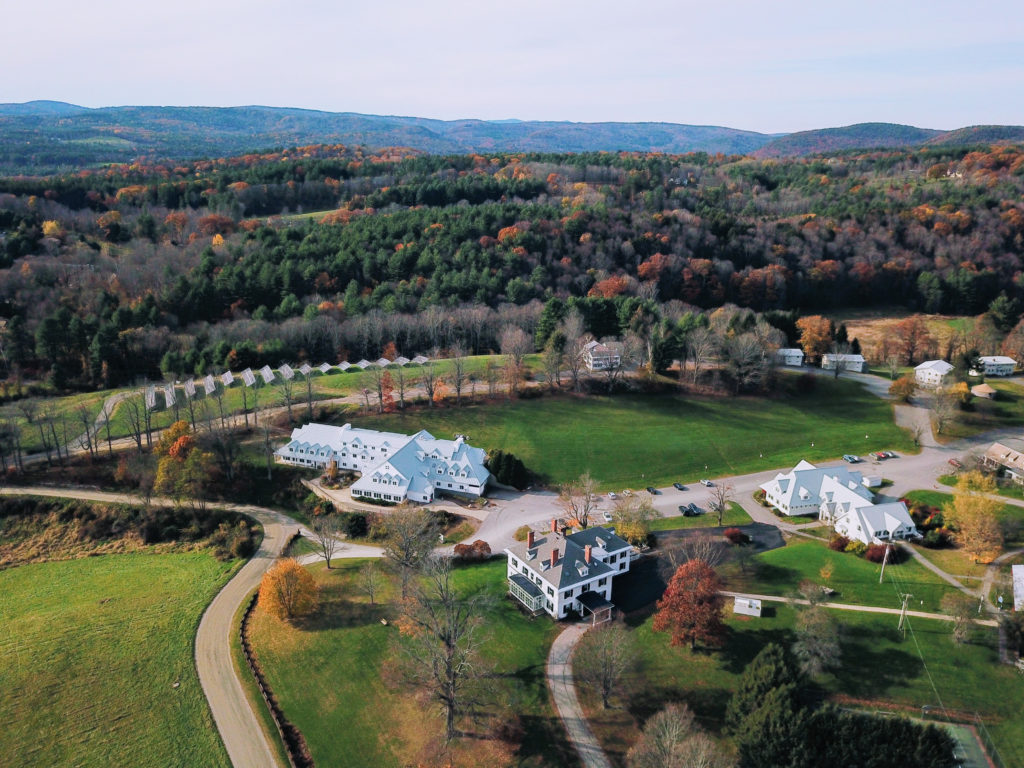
[
  {"xmin": 577, "ymin": 591, "xmax": 614, "ymax": 625},
  {"xmin": 508, "ymin": 574, "xmax": 544, "ymax": 615}
]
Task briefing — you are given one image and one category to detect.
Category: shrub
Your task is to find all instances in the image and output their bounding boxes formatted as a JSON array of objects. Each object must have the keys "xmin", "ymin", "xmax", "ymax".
[
  {"xmin": 724, "ymin": 527, "xmax": 749, "ymax": 545},
  {"xmin": 827, "ymin": 534, "xmax": 850, "ymax": 551},
  {"xmin": 513, "ymin": 525, "xmax": 532, "ymax": 542},
  {"xmin": 339, "ymin": 511, "xmax": 368, "ymax": 539},
  {"xmin": 844, "ymin": 540, "xmax": 867, "ymax": 556},
  {"xmin": 453, "ymin": 539, "xmax": 492, "ymax": 560},
  {"xmin": 864, "ymin": 543, "xmax": 888, "ymax": 562},
  {"xmin": 796, "ymin": 373, "xmax": 817, "ymax": 393},
  {"xmin": 923, "ymin": 528, "xmax": 953, "ymax": 548},
  {"xmin": 753, "ymin": 489, "xmax": 769, "ymax": 507},
  {"xmin": 486, "ymin": 449, "xmax": 530, "ymax": 489}
]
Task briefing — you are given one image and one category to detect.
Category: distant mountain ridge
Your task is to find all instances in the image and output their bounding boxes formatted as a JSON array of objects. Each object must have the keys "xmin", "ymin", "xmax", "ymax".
[{"xmin": 0, "ymin": 102, "xmax": 1021, "ymax": 174}]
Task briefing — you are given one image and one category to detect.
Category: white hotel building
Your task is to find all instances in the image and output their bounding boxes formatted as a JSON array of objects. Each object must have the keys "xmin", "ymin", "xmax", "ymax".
[{"xmin": 274, "ymin": 423, "xmax": 490, "ymax": 504}]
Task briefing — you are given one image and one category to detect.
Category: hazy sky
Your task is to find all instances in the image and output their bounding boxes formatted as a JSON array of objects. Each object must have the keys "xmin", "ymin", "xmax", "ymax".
[{"xmin": 3, "ymin": 0, "xmax": 1022, "ymax": 133}]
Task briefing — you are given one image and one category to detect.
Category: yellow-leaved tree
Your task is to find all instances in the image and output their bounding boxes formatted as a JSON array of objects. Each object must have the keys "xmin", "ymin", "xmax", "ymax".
[
  {"xmin": 946, "ymin": 471, "xmax": 1003, "ymax": 563},
  {"xmin": 259, "ymin": 558, "xmax": 318, "ymax": 621}
]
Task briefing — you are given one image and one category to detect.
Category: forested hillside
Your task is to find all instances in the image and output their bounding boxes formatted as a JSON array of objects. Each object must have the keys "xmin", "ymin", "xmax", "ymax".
[{"xmin": 1, "ymin": 142, "xmax": 1023, "ymax": 390}]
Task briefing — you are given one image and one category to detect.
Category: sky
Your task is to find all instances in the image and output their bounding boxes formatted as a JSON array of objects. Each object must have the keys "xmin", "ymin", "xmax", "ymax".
[{"xmin": 3, "ymin": 0, "xmax": 1023, "ymax": 133}]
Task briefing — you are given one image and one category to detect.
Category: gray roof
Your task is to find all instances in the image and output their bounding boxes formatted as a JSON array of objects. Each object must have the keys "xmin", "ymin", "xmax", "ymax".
[{"xmin": 506, "ymin": 526, "xmax": 621, "ymax": 589}]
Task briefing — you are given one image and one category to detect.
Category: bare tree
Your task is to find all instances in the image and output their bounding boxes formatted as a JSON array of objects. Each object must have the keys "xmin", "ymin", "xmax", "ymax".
[
  {"xmin": 561, "ymin": 311, "xmax": 588, "ymax": 393},
  {"xmin": 74, "ymin": 404, "xmax": 96, "ymax": 459},
  {"xmin": 601, "ymin": 335, "xmax": 637, "ymax": 393},
  {"xmin": 707, "ymin": 483, "xmax": 734, "ymax": 527},
  {"xmin": 366, "ymin": 366, "xmax": 387, "ymax": 414},
  {"xmin": 627, "ymin": 702, "xmax": 733, "ymax": 768},
  {"xmin": 792, "ymin": 605, "xmax": 841, "ymax": 677},
  {"xmin": 558, "ymin": 471, "xmax": 601, "ymax": 528},
  {"xmin": 394, "ymin": 364, "xmax": 408, "ymax": 410},
  {"xmin": 829, "ymin": 340, "xmax": 851, "ymax": 380},
  {"xmin": 484, "ymin": 359, "xmax": 500, "ymax": 398},
  {"xmin": 310, "ymin": 514, "xmax": 345, "ymax": 568},
  {"xmin": 500, "ymin": 325, "xmax": 532, "ymax": 397},
  {"xmin": 574, "ymin": 623, "xmax": 639, "ymax": 709},
  {"xmin": 420, "ymin": 363, "xmax": 438, "ymax": 408},
  {"xmin": 397, "ymin": 555, "xmax": 490, "ymax": 741},
  {"xmin": 122, "ymin": 393, "xmax": 147, "ymax": 454},
  {"xmin": 18, "ymin": 398, "xmax": 51, "ymax": 464},
  {"xmin": 277, "ymin": 373, "xmax": 297, "ymax": 423},
  {"xmin": 357, "ymin": 560, "xmax": 384, "ymax": 604},
  {"xmin": 380, "ymin": 504, "xmax": 438, "ymax": 599},
  {"xmin": 725, "ymin": 333, "xmax": 767, "ymax": 394},
  {"xmin": 450, "ymin": 345, "xmax": 467, "ymax": 406},
  {"xmin": 661, "ymin": 533, "xmax": 725, "ymax": 579},
  {"xmin": 541, "ymin": 334, "xmax": 564, "ymax": 391},
  {"xmin": 200, "ymin": 417, "xmax": 241, "ymax": 482},
  {"xmin": 932, "ymin": 391, "xmax": 959, "ymax": 435},
  {"xmin": 886, "ymin": 353, "xmax": 902, "ymax": 380},
  {"xmin": 688, "ymin": 327, "xmax": 718, "ymax": 385}
]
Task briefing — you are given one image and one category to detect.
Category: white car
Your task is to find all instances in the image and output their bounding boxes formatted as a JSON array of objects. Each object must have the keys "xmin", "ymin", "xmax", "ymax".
[
  {"xmin": 608, "ymin": 491, "xmax": 618, "ymax": 500},
  {"xmin": 700, "ymin": 479, "xmax": 713, "ymax": 487},
  {"xmin": 602, "ymin": 511, "xmax": 614, "ymax": 523}
]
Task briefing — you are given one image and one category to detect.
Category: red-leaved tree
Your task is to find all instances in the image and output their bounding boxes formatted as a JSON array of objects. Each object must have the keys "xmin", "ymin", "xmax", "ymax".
[{"xmin": 653, "ymin": 560, "xmax": 726, "ymax": 650}]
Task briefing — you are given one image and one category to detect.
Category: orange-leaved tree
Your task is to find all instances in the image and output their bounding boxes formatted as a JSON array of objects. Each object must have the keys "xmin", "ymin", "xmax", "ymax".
[
  {"xmin": 796, "ymin": 315, "xmax": 832, "ymax": 362},
  {"xmin": 259, "ymin": 558, "xmax": 318, "ymax": 621},
  {"xmin": 653, "ymin": 560, "xmax": 726, "ymax": 650}
]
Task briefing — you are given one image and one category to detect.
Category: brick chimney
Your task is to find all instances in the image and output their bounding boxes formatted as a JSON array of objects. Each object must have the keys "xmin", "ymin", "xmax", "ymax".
[
  {"xmin": 550, "ymin": 518, "xmax": 558, "ymax": 533},
  {"xmin": 585, "ymin": 544, "xmax": 592, "ymax": 564},
  {"xmin": 551, "ymin": 548, "xmax": 559, "ymax": 566},
  {"xmin": 527, "ymin": 530, "xmax": 535, "ymax": 548}
]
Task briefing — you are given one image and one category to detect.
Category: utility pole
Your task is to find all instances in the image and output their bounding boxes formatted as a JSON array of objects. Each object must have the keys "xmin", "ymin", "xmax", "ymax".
[
  {"xmin": 898, "ymin": 593, "xmax": 913, "ymax": 637},
  {"xmin": 879, "ymin": 542, "xmax": 891, "ymax": 584}
]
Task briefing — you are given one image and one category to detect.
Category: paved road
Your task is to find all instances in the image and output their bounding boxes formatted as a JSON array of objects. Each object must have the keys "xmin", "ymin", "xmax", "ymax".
[{"xmin": 546, "ymin": 623, "xmax": 613, "ymax": 768}]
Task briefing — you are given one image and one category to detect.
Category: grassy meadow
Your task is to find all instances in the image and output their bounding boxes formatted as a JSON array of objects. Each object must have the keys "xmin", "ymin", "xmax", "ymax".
[
  {"xmin": 0, "ymin": 552, "xmax": 239, "ymax": 768},
  {"xmin": 248, "ymin": 558, "xmax": 576, "ymax": 768},
  {"xmin": 353, "ymin": 377, "xmax": 916, "ymax": 490}
]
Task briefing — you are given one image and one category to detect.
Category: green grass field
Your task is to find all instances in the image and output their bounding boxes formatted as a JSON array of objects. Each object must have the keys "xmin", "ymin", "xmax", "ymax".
[
  {"xmin": 248, "ymin": 559, "xmax": 575, "ymax": 768},
  {"xmin": 649, "ymin": 501, "xmax": 752, "ymax": 531},
  {"xmin": 353, "ymin": 377, "xmax": 915, "ymax": 490},
  {"xmin": 722, "ymin": 537, "xmax": 959, "ymax": 613},
  {"xmin": 621, "ymin": 602, "xmax": 1024, "ymax": 765},
  {"xmin": 0, "ymin": 552, "xmax": 239, "ymax": 768},
  {"xmin": 940, "ymin": 381, "xmax": 1024, "ymax": 439},
  {"xmin": 0, "ymin": 390, "xmax": 114, "ymax": 453}
]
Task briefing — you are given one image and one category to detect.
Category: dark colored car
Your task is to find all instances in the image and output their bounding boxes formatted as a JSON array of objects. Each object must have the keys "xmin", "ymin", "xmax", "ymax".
[
  {"xmin": 688, "ymin": 502, "xmax": 701, "ymax": 515},
  {"xmin": 673, "ymin": 482, "xmax": 686, "ymax": 491},
  {"xmin": 680, "ymin": 505, "xmax": 697, "ymax": 516},
  {"xmin": 647, "ymin": 486, "xmax": 659, "ymax": 495}
]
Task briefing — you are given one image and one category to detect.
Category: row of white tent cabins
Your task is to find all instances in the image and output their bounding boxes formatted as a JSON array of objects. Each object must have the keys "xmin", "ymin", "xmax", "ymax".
[{"xmin": 144, "ymin": 355, "xmax": 432, "ymax": 411}]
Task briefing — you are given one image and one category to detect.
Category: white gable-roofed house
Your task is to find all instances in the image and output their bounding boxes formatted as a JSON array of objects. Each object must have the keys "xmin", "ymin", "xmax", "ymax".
[
  {"xmin": 914, "ymin": 359, "xmax": 954, "ymax": 389},
  {"xmin": 505, "ymin": 522, "xmax": 633, "ymax": 621},
  {"xmin": 274, "ymin": 423, "xmax": 490, "ymax": 504},
  {"xmin": 583, "ymin": 340, "xmax": 623, "ymax": 371},
  {"xmin": 982, "ymin": 442, "xmax": 1024, "ymax": 485},
  {"xmin": 775, "ymin": 348, "xmax": 805, "ymax": 367},
  {"xmin": 978, "ymin": 356, "xmax": 1017, "ymax": 376},
  {"xmin": 820, "ymin": 353, "xmax": 866, "ymax": 373},
  {"xmin": 762, "ymin": 459, "xmax": 919, "ymax": 545}
]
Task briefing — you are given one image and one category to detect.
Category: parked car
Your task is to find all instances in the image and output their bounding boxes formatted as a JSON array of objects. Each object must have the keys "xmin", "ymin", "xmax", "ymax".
[
  {"xmin": 873, "ymin": 451, "xmax": 887, "ymax": 460},
  {"xmin": 673, "ymin": 482, "xmax": 686, "ymax": 491},
  {"xmin": 948, "ymin": 458, "xmax": 963, "ymax": 469},
  {"xmin": 680, "ymin": 505, "xmax": 697, "ymax": 516},
  {"xmin": 842, "ymin": 454, "xmax": 860, "ymax": 463},
  {"xmin": 646, "ymin": 486, "xmax": 659, "ymax": 495},
  {"xmin": 622, "ymin": 489, "xmax": 633, "ymax": 496},
  {"xmin": 689, "ymin": 502, "xmax": 702, "ymax": 515},
  {"xmin": 700, "ymin": 478, "xmax": 713, "ymax": 487},
  {"xmin": 884, "ymin": 451, "xmax": 897, "ymax": 458},
  {"xmin": 602, "ymin": 511, "xmax": 614, "ymax": 523},
  {"xmin": 607, "ymin": 491, "xmax": 618, "ymax": 500}
]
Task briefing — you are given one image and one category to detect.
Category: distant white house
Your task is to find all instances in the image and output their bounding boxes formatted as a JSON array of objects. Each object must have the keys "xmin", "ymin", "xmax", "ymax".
[
  {"xmin": 583, "ymin": 340, "xmax": 623, "ymax": 371},
  {"xmin": 776, "ymin": 348, "xmax": 805, "ymax": 367},
  {"xmin": 820, "ymin": 353, "xmax": 866, "ymax": 373},
  {"xmin": 275, "ymin": 423, "xmax": 490, "ymax": 503},
  {"xmin": 1013, "ymin": 564, "xmax": 1024, "ymax": 611},
  {"xmin": 760, "ymin": 459, "xmax": 918, "ymax": 545},
  {"xmin": 505, "ymin": 522, "xmax": 633, "ymax": 621},
  {"xmin": 978, "ymin": 356, "xmax": 1017, "ymax": 377},
  {"xmin": 914, "ymin": 359, "xmax": 954, "ymax": 389}
]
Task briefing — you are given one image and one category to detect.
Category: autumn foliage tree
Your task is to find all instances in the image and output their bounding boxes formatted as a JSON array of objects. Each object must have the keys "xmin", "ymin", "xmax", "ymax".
[
  {"xmin": 653, "ymin": 560, "xmax": 726, "ymax": 650},
  {"xmin": 889, "ymin": 375, "xmax": 917, "ymax": 403},
  {"xmin": 259, "ymin": 558, "xmax": 318, "ymax": 621},
  {"xmin": 796, "ymin": 315, "xmax": 832, "ymax": 362},
  {"xmin": 947, "ymin": 471, "xmax": 1003, "ymax": 563}
]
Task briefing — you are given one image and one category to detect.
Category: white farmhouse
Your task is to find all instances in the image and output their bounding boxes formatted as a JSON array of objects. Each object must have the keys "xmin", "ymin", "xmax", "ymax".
[
  {"xmin": 760, "ymin": 459, "xmax": 918, "ymax": 545},
  {"xmin": 583, "ymin": 340, "xmax": 622, "ymax": 371},
  {"xmin": 981, "ymin": 442, "xmax": 1024, "ymax": 485},
  {"xmin": 505, "ymin": 522, "xmax": 633, "ymax": 622},
  {"xmin": 978, "ymin": 356, "xmax": 1017, "ymax": 377},
  {"xmin": 275, "ymin": 423, "xmax": 490, "ymax": 503},
  {"xmin": 820, "ymin": 353, "xmax": 866, "ymax": 372},
  {"xmin": 914, "ymin": 359, "xmax": 954, "ymax": 389},
  {"xmin": 776, "ymin": 348, "xmax": 805, "ymax": 367}
]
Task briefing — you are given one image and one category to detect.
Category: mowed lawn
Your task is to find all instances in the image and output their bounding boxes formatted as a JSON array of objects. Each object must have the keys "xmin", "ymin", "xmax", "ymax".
[
  {"xmin": 354, "ymin": 378, "xmax": 915, "ymax": 490},
  {"xmin": 0, "ymin": 553, "xmax": 239, "ymax": 768},
  {"xmin": 248, "ymin": 559, "xmax": 576, "ymax": 768}
]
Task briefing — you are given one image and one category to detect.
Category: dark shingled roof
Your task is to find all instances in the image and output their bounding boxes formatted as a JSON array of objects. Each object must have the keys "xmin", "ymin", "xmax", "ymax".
[{"xmin": 505, "ymin": 525, "xmax": 629, "ymax": 589}]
